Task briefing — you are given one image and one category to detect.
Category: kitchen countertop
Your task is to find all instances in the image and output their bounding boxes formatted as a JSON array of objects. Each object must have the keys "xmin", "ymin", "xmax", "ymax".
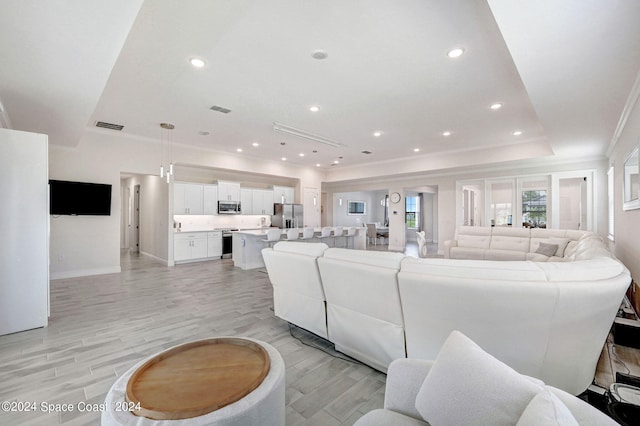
[{"xmin": 174, "ymin": 227, "xmax": 274, "ymax": 233}]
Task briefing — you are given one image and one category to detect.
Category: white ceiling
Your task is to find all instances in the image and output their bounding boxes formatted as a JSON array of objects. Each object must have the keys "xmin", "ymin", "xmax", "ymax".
[{"xmin": 1, "ymin": 0, "xmax": 639, "ymax": 175}]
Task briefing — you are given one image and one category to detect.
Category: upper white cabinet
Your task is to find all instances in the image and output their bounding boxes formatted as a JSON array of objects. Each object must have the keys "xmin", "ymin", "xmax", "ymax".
[
  {"xmin": 218, "ymin": 181, "xmax": 241, "ymax": 202},
  {"xmin": 273, "ymin": 185, "xmax": 295, "ymax": 204},
  {"xmin": 203, "ymin": 184, "xmax": 218, "ymax": 215},
  {"xmin": 253, "ymin": 189, "xmax": 274, "ymax": 215},
  {"xmin": 241, "ymin": 188, "xmax": 253, "ymax": 214},
  {"xmin": 174, "ymin": 183, "xmax": 203, "ymax": 215}
]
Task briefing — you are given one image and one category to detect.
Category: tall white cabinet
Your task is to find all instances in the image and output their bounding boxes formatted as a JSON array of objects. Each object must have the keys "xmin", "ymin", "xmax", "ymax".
[{"xmin": 0, "ymin": 128, "xmax": 49, "ymax": 336}]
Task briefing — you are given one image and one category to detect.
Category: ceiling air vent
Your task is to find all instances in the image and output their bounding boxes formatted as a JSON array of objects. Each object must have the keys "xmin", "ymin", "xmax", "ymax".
[
  {"xmin": 95, "ymin": 121, "xmax": 124, "ymax": 131},
  {"xmin": 361, "ymin": 150, "xmax": 372, "ymax": 154},
  {"xmin": 210, "ymin": 105, "xmax": 232, "ymax": 114}
]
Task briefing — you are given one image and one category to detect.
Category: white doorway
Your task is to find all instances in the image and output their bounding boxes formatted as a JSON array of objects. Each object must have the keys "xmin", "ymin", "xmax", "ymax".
[{"xmin": 132, "ymin": 184, "xmax": 140, "ymax": 252}]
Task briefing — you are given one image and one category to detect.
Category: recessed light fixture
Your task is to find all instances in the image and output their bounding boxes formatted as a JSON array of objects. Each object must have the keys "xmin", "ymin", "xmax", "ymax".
[
  {"xmin": 513, "ymin": 130, "xmax": 523, "ymax": 136},
  {"xmin": 447, "ymin": 48, "xmax": 464, "ymax": 58},
  {"xmin": 490, "ymin": 103, "xmax": 503, "ymax": 110},
  {"xmin": 252, "ymin": 142, "xmax": 259, "ymax": 147},
  {"xmin": 309, "ymin": 105, "xmax": 320, "ymax": 112},
  {"xmin": 189, "ymin": 57, "xmax": 206, "ymax": 68},
  {"xmin": 316, "ymin": 163, "xmax": 321, "ymax": 167},
  {"xmin": 373, "ymin": 131, "xmax": 382, "ymax": 137},
  {"xmin": 281, "ymin": 157, "xmax": 287, "ymax": 161},
  {"xmin": 198, "ymin": 131, "xmax": 210, "ymax": 136},
  {"xmin": 413, "ymin": 148, "xmax": 420, "ymax": 152},
  {"xmin": 333, "ymin": 160, "xmax": 339, "ymax": 164},
  {"xmin": 299, "ymin": 153, "xmax": 305, "ymax": 157},
  {"xmin": 311, "ymin": 49, "xmax": 328, "ymax": 60},
  {"xmin": 236, "ymin": 148, "xmax": 243, "ymax": 152},
  {"xmin": 442, "ymin": 131, "xmax": 452, "ymax": 137}
]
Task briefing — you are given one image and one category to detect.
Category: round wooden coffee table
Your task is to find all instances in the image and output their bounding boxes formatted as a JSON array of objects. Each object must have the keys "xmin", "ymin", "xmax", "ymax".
[{"xmin": 102, "ymin": 337, "xmax": 285, "ymax": 426}]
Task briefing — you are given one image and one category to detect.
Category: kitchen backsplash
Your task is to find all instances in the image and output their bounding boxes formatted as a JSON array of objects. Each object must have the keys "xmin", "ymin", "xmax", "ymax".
[{"xmin": 173, "ymin": 215, "xmax": 271, "ymax": 231}]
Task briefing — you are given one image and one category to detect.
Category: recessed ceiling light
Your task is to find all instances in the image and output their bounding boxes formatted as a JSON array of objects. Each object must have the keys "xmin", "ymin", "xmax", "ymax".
[
  {"xmin": 309, "ymin": 105, "xmax": 320, "ymax": 112},
  {"xmin": 316, "ymin": 163, "xmax": 321, "ymax": 167},
  {"xmin": 236, "ymin": 148, "xmax": 243, "ymax": 152},
  {"xmin": 513, "ymin": 130, "xmax": 523, "ymax": 136},
  {"xmin": 198, "ymin": 131, "xmax": 210, "ymax": 136},
  {"xmin": 373, "ymin": 131, "xmax": 382, "ymax": 137},
  {"xmin": 333, "ymin": 160, "xmax": 339, "ymax": 164},
  {"xmin": 311, "ymin": 49, "xmax": 328, "ymax": 60},
  {"xmin": 299, "ymin": 153, "xmax": 305, "ymax": 157},
  {"xmin": 490, "ymin": 103, "xmax": 503, "ymax": 110},
  {"xmin": 189, "ymin": 57, "xmax": 206, "ymax": 68},
  {"xmin": 447, "ymin": 48, "xmax": 465, "ymax": 58},
  {"xmin": 442, "ymin": 131, "xmax": 452, "ymax": 137},
  {"xmin": 252, "ymin": 142, "xmax": 259, "ymax": 147},
  {"xmin": 413, "ymin": 148, "xmax": 420, "ymax": 152},
  {"xmin": 281, "ymin": 157, "xmax": 287, "ymax": 161}
]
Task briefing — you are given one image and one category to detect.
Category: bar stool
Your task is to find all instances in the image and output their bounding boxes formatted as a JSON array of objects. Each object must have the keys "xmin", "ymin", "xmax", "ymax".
[
  {"xmin": 261, "ymin": 228, "xmax": 282, "ymax": 247},
  {"xmin": 332, "ymin": 226, "xmax": 344, "ymax": 248},
  {"xmin": 317, "ymin": 226, "xmax": 333, "ymax": 247},
  {"xmin": 299, "ymin": 227, "xmax": 315, "ymax": 241},
  {"xmin": 345, "ymin": 226, "xmax": 357, "ymax": 249},
  {"xmin": 286, "ymin": 228, "xmax": 299, "ymax": 241}
]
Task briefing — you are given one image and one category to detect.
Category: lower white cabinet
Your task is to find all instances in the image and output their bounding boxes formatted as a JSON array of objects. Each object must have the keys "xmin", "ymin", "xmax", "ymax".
[
  {"xmin": 174, "ymin": 231, "xmax": 222, "ymax": 262},
  {"xmin": 207, "ymin": 231, "xmax": 222, "ymax": 258}
]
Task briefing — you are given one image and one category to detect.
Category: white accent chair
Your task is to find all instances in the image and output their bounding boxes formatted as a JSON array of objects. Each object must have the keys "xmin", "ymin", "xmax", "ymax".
[
  {"xmin": 416, "ymin": 231, "xmax": 427, "ymax": 258},
  {"xmin": 286, "ymin": 228, "xmax": 299, "ymax": 240},
  {"xmin": 261, "ymin": 228, "xmax": 281, "ymax": 247},
  {"xmin": 317, "ymin": 226, "xmax": 333, "ymax": 247},
  {"xmin": 354, "ymin": 331, "xmax": 617, "ymax": 426},
  {"xmin": 261, "ymin": 242, "xmax": 329, "ymax": 338}
]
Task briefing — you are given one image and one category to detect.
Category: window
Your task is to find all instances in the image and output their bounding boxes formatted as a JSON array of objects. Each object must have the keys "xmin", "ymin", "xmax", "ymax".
[
  {"xmin": 522, "ymin": 190, "xmax": 547, "ymax": 228},
  {"xmin": 489, "ymin": 181, "xmax": 513, "ymax": 226},
  {"xmin": 405, "ymin": 196, "xmax": 420, "ymax": 228}
]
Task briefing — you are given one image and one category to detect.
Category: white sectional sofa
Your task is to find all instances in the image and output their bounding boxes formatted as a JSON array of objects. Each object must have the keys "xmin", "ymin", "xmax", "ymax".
[
  {"xmin": 261, "ymin": 232, "xmax": 631, "ymax": 395},
  {"xmin": 444, "ymin": 225, "xmax": 594, "ymax": 261}
]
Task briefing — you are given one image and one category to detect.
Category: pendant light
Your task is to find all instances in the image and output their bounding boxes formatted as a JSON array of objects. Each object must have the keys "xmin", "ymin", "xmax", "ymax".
[{"xmin": 160, "ymin": 122, "xmax": 175, "ymax": 183}]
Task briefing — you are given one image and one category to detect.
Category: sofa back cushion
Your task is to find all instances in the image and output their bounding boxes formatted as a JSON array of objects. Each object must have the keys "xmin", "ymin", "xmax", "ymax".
[
  {"xmin": 454, "ymin": 226, "xmax": 491, "ymax": 249},
  {"xmin": 489, "ymin": 227, "xmax": 531, "ymax": 252}
]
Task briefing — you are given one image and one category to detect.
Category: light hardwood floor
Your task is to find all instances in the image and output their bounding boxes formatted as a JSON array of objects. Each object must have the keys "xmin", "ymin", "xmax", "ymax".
[{"xmin": 1, "ymin": 247, "xmax": 638, "ymax": 425}]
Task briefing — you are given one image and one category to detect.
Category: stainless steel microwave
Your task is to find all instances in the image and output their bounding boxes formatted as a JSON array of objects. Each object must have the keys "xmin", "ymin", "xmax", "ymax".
[{"xmin": 218, "ymin": 201, "xmax": 241, "ymax": 214}]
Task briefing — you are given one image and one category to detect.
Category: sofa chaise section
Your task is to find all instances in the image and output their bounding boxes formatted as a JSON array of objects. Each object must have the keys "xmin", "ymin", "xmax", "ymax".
[
  {"xmin": 317, "ymin": 248, "xmax": 406, "ymax": 372},
  {"xmin": 261, "ymin": 242, "xmax": 330, "ymax": 339}
]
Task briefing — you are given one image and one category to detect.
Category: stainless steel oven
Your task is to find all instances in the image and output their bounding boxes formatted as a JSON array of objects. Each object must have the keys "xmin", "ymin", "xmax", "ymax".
[{"xmin": 221, "ymin": 229, "xmax": 236, "ymax": 258}]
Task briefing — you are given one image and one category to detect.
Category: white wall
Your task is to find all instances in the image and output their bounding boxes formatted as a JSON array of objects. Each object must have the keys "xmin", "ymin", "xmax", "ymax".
[
  {"xmin": 610, "ymin": 87, "xmax": 640, "ymax": 283},
  {"xmin": 332, "ymin": 190, "xmax": 386, "ymax": 227},
  {"xmin": 49, "ymin": 130, "xmax": 324, "ymax": 279}
]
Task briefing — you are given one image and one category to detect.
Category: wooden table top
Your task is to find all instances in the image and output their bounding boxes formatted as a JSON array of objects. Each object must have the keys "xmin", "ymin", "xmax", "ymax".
[{"xmin": 126, "ymin": 337, "xmax": 270, "ymax": 420}]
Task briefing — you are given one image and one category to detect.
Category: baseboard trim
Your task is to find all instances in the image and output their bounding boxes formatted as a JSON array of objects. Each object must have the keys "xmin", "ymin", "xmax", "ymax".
[
  {"xmin": 50, "ymin": 266, "xmax": 121, "ymax": 280},
  {"xmin": 140, "ymin": 251, "xmax": 170, "ymax": 266}
]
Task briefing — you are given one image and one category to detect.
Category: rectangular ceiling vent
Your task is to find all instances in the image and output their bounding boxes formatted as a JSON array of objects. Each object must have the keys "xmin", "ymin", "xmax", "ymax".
[
  {"xmin": 210, "ymin": 105, "xmax": 232, "ymax": 114},
  {"xmin": 361, "ymin": 150, "xmax": 372, "ymax": 154},
  {"xmin": 95, "ymin": 121, "xmax": 124, "ymax": 131}
]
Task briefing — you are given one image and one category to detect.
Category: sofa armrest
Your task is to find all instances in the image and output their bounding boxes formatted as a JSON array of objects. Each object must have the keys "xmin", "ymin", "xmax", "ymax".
[
  {"xmin": 384, "ymin": 359, "xmax": 434, "ymax": 420},
  {"xmin": 443, "ymin": 240, "xmax": 457, "ymax": 259}
]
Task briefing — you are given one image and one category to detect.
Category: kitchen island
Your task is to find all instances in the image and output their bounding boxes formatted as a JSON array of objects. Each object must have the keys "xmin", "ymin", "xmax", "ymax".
[{"xmin": 232, "ymin": 227, "xmax": 366, "ymax": 270}]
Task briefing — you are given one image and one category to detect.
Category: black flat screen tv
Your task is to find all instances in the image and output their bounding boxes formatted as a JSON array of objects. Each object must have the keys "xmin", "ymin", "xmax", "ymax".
[{"xmin": 49, "ymin": 180, "xmax": 112, "ymax": 216}]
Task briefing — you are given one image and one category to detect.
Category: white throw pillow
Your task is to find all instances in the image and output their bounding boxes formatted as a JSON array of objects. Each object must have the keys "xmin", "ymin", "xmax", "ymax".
[
  {"xmin": 414, "ymin": 330, "xmax": 543, "ymax": 426},
  {"xmin": 516, "ymin": 390, "xmax": 578, "ymax": 426},
  {"xmin": 548, "ymin": 237, "xmax": 570, "ymax": 257}
]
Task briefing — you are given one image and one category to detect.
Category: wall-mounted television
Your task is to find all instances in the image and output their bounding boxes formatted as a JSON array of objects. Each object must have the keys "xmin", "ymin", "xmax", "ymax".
[{"xmin": 49, "ymin": 180, "xmax": 112, "ymax": 216}]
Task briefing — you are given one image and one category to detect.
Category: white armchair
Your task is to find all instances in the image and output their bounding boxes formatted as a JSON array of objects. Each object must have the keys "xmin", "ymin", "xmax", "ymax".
[{"xmin": 355, "ymin": 331, "xmax": 617, "ymax": 426}]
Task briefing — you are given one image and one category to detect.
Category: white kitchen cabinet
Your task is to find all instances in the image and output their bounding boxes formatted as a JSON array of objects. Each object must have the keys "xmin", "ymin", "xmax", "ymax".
[
  {"xmin": 253, "ymin": 189, "xmax": 274, "ymax": 215},
  {"xmin": 241, "ymin": 188, "xmax": 253, "ymax": 214},
  {"xmin": 203, "ymin": 184, "xmax": 218, "ymax": 214},
  {"xmin": 174, "ymin": 183, "xmax": 203, "ymax": 215},
  {"xmin": 273, "ymin": 185, "xmax": 295, "ymax": 204},
  {"xmin": 207, "ymin": 231, "xmax": 222, "ymax": 258},
  {"xmin": 174, "ymin": 232, "xmax": 208, "ymax": 262},
  {"xmin": 218, "ymin": 181, "xmax": 241, "ymax": 202}
]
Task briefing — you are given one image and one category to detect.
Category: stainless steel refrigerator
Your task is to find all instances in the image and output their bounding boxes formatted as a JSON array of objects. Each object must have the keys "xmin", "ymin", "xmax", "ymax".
[{"xmin": 272, "ymin": 203, "xmax": 303, "ymax": 229}]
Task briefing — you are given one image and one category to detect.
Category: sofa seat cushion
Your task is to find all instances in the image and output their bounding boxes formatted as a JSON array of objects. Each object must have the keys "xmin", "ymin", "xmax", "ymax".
[
  {"xmin": 415, "ymin": 331, "xmax": 543, "ymax": 426},
  {"xmin": 449, "ymin": 246, "xmax": 487, "ymax": 260},
  {"xmin": 401, "ymin": 258, "xmax": 548, "ymax": 281},
  {"xmin": 484, "ymin": 249, "xmax": 527, "ymax": 261}
]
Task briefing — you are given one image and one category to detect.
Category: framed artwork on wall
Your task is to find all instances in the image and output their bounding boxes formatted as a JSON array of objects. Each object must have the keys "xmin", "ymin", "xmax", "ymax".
[{"xmin": 623, "ymin": 145, "xmax": 640, "ymax": 211}]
